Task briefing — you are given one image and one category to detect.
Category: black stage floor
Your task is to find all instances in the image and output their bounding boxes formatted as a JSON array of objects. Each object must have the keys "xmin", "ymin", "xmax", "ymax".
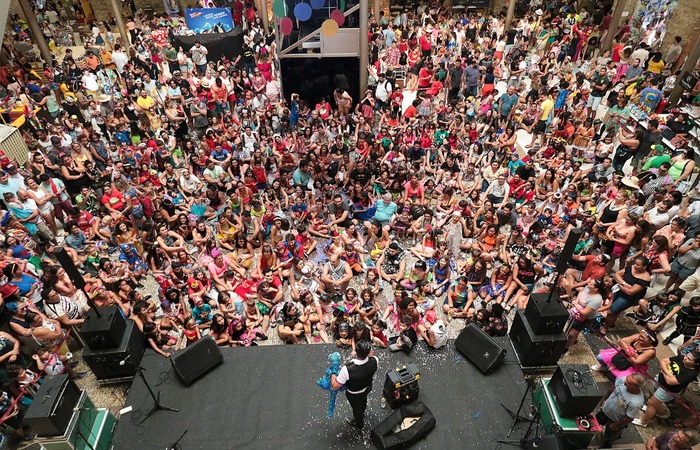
[{"xmin": 112, "ymin": 339, "xmax": 537, "ymax": 449}]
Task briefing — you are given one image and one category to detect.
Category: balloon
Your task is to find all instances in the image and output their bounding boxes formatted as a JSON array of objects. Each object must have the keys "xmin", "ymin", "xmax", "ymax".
[
  {"xmin": 280, "ymin": 17, "xmax": 293, "ymax": 35},
  {"xmin": 272, "ymin": 0, "xmax": 288, "ymax": 17},
  {"xmin": 339, "ymin": 0, "xmax": 345, "ymax": 12},
  {"xmin": 321, "ymin": 19, "xmax": 339, "ymax": 36},
  {"xmin": 330, "ymin": 9, "xmax": 345, "ymax": 26},
  {"xmin": 294, "ymin": 2, "xmax": 312, "ymax": 21},
  {"xmin": 310, "ymin": 0, "xmax": 324, "ymax": 9}
]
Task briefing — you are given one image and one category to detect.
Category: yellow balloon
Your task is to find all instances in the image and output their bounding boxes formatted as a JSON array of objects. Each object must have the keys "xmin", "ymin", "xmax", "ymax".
[{"xmin": 321, "ymin": 19, "xmax": 339, "ymax": 36}]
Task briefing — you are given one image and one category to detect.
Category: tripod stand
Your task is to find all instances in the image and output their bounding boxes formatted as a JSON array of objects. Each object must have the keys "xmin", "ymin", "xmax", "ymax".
[
  {"xmin": 136, "ymin": 366, "xmax": 179, "ymax": 424},
  {"xmin": 497, "ymin": 377, "xmax": 543, "ymax": 447},
  {"xmin": 497, "ymin": 409, "xmax": 542, "ymax": 448},
  {"xmin": 501, "ymin": 377, "xmax": 537, "ymax": 437},
  {"xmin": 166, "ymin": 429, "xmax": 188, "ymax": 450}
]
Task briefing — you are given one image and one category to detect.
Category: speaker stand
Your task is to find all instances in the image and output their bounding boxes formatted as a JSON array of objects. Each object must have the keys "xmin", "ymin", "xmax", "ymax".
[
  {"xmin": 496, "ymin": 409, "xmax": 541, "ymax": 448},
  {"xmin": 167, "ymin": 429, "xmax": 188, "ymax": 450},
  {"xmin": 136, "ymin": 367, "xmax": 179, "ymax": 423},
  {"xmin": 501, "ymin": 377, "xmax": 536, "ymax": 437}
]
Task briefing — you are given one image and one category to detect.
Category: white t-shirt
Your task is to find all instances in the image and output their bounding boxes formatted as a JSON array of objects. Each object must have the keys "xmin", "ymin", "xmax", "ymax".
[
  {"xmin": 430, "ymin": 320, "xmax": 448, "ymax": 349},
  {"xmin": 180, "ymin": 174, "xmax": 202, "ymax": 192}
]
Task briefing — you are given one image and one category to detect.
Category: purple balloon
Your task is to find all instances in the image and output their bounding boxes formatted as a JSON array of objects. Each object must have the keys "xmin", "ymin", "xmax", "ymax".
[
  {"xmin": 310, "ymin": 0, "xmax": 324, "ymax": 9},
  {"xmin": 294, "ymin": 2, "xmax": 312, "ymax": 21}
]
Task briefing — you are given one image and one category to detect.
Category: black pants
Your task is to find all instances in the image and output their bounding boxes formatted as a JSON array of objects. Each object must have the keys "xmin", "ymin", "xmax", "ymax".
[
  {"xmin": 595, "ymin": 410, "xmax": 625, "ymax": 447},
  {"xmin": 346, "ymin": 390, "xmax": 369, "ymax": 428}
]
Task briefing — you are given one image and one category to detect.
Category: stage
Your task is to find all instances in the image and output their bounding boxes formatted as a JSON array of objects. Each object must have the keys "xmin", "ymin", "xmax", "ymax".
[{"xmin": 111, "ymin": 339, "xmax": 532, "ymax": 450}]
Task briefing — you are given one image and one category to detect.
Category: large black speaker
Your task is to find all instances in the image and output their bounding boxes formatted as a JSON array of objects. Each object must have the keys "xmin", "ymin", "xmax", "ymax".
[
  {"xmin": 383, "ymin": 363, "xmax": 420, "ymax": 408},
  {"xmin": 79, "ymin": 306, "xmax": 127, "ymax": 350},
  {"xmin": 523, "ymin": 434, "xmax": 566, "ymax": 450},
  {"xmin": 455, "ymin": 323, "xmax": 506, "ymax": 373},
  {"xmin": 555, "ymin": 228, "xmax": 583, "ymax": 273},
  {"xmin": 53, "ymin": 247, "xmax": 86, "ymax": 290},
  {"xmin": 509, "ymin": 310, "xmax": 567, "ymax": 368},
  {"xmin": 524, "ymin": 293, "xmax": 570, "ymax": 335},
  {"xmin": 24, "ymin": 374, "xmax": 81, "ymax": 436},
  {"xmin": 370, "ymin": 401, "xmax": 436, "ymax": 450},
  {"xmin": 171, "ymin": 336, "xmax": 223, "ymax": 386},
  {"xmin": 549, "ymin": 364, "xmax": 605, "ymax": 417},
  {"xmin": 83, "ymin": 319, "xmax": 145, "ymax": 380}
]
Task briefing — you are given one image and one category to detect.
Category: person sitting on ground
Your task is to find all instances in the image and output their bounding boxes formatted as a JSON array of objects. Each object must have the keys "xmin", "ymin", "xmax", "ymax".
[
  {"xmin": 388, "ymin": 316, "xmax": 418, "ymax": 352},
  {"xmin": 593, "ymin": 329, "xmax": 658, "ymax": 377}
]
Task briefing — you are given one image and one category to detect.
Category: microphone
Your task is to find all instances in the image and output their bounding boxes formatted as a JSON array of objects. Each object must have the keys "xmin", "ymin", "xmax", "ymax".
[
  {"xmin": 119, "ymin": 354, "xmax": 132, "ymax": 366},
  {"xmin": 73, "ymin": 407, "xmax": 91, "ymax": 412}
]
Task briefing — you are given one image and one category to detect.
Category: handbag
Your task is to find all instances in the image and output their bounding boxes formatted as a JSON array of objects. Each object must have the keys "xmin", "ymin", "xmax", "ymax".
[{"xmin": 611, "ymin": 349, "xmax": 633, "ymax": 370}]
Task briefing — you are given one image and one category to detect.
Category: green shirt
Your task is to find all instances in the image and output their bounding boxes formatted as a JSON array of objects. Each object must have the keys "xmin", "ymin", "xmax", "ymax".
[
  {"xmin": 163, "ymin": 48, "xmax": 177, "ymax": 62},
  {"xmin": 642, "ymin": 154, "xmax": 671, "ymax": 170}
]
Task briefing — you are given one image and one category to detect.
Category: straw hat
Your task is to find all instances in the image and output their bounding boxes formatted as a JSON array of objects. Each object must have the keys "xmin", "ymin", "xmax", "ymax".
[{"xmin": 621, "ymin": 176, "xmax": 640, "ymax": 190}]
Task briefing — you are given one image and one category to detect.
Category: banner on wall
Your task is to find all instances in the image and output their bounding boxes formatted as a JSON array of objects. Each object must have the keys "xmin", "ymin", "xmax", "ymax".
[{"xmin": 185, "ymin": 8, "xmax": 235, "ymax": 34}]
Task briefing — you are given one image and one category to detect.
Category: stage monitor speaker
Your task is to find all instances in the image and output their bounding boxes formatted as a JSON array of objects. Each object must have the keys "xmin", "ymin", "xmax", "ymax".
[
  {"xmin": 171, "ymin": 336, "xmax": 223, "ymax": 386},
  {"xmin": 383, "ymin": 363, "xmax": 420, "ymax": 409},
  {"xmin": 509, "ymin": 310, "xmax": 567, "ymax": 368},
  {"xmin": 549, "ymin": 364, "xmax": 605, "ymax": 417},
  {"xmin": 83, "ymin": 319, "xmax": 145, "ymax": 380},
  {"xmin": 371, "ymin": 401, "xmax": 436, "ymax": 450},
  {"xmin": 79, "ymin": 306, "xmax": 127, "ymax": 350},
  {"xmin": 24, "ymin": 374, "xmax": 82, "ymax": 436},
  {"xmin": 555, "ymin": 228, "xmax": 583, "ymax": 273},
  {"xmin": 524, "ymin": 292, "xmax": 570, "ymax": 335},
  {"xmin": 53, "ymin": 247, "xmax": 86, "ymax": 290},
  {"xmin": 523, "ymin": 434, "xmax": 566, "ymax": 450},
  {"xmin": 455, "ymin": 323, "xmax": 506, "ymax": 373}
]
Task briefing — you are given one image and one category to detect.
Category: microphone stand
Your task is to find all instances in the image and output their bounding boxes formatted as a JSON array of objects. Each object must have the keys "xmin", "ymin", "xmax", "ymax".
[
  {"xmin": 166, "ymin": 429, "xmax": 188, "ymax": 450},
  {"xmin": 136, "ymin": 366, "xmax": 178, "ymax": 423}
]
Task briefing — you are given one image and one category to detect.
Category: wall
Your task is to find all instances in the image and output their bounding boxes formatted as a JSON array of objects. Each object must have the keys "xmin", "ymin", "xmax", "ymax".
[{"xmin": 659, "ymin": 0, "xmax": 700, "ymax": 65}]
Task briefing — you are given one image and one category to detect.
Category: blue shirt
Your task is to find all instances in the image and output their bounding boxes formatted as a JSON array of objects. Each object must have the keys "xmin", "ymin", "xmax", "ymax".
[
  {"xmin": 373, "ymin": 200, "xmax": 397, "ymax": 222},
  {"xmin": 639, "ymin": 87, "xmax": 662, "ymax": 111},
  {"xmin": 192, "ymin": 304, "xmax": 212, "ymax": 324},
  {"xmin": 508, "ymin": 159, "xmax": 524, "ymax": 175},
  {"xmin": 292, "ymin": 167, "xmax": 311, "ymax": 186},
  {"xmin": 499, "ymin": 93, "xmax": 519, "ymax": 116},
  {"xmin": 211, "ymin": 148, "xmax": 230, "ymax": 162}
]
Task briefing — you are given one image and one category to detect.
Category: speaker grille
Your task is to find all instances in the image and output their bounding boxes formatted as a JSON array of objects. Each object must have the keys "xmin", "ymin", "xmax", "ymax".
[
  {"xmin": 455, "ymin": 323, "xmax": 506, "ymax": 373},
  {"xmin": 171, "ymin": 336, "xmax": 223, "ymax": 385}
]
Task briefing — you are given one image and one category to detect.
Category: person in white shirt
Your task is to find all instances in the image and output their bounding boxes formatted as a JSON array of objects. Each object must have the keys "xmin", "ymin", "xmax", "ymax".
[
  {"xmin": 180, "ymin": 169, "xmax": 203, "ymax": 196},
  {"xmin": 111, "ymin": 44, "xmax": 129, "ymax": 74},
  {"xmin": 630, "ymin": 43, "xmax": 650, "ymax": 66},
  {"xmin": 374, "ymin": 73, "xmax": 392, "ymax": 108},
  {"xmin": 644, "ymin": 200, "xmax": 673, "ymax": 229}
]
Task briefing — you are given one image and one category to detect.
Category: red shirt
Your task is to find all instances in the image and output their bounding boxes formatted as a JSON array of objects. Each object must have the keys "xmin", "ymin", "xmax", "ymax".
[
  {"xmin": 419, "ymin": 35, "xmax": 431, "ymax": 51},
  {"xmin": 403, "ymin": 105, "xmax": 417, "ymax": 119},
  {"xmin": 102, "ymin": 190, "xmax": 125, "ymax": 211},
  {"xmin": 418, "ymin": 68, "xmax": 432, "ymax": 88},
  {"xmin": 75, "ymin": 211, "xmax": 95, "ymax": 233},
  {"xmin": 581, "ymin": 255, "xmax": 606, "ymax": 281}
]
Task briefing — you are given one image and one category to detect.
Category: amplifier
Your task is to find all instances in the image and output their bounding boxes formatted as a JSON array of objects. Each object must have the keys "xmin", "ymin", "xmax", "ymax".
[
  {"xmin": 383, "ymin": 363, "xmax": 420, "ymax": 408},
  {"xmin": 509, "ymin": 310, "xmax": 567, "ymax": 369},
  {"xmin": 82, "ymin": 319, "xmax": 145, "ymax": 380},
  {"xmin": 79, "ymin": 306, "xmax": 127, "ymax": 351},
  {"xmin": 24, "ymin": 375, "xmax": 82, "ymax": 437}
]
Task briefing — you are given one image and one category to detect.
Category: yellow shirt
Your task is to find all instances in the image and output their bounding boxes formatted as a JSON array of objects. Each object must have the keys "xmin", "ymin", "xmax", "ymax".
[
  {"xmin": 647, "ymin": 59, "xmax": 664, "ymax": 74},
  {"xmin": 136, "ymin": 95, "xmax": 155, "ymax": 110},
  {"xmin": 540, "ymin": 97, "xmax": 554, "ymax": 121}
]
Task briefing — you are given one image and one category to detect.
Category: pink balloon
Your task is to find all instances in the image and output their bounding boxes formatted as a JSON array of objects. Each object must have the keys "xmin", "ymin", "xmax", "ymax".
[
  {"xmin": 330, "ymin": 9, "xmax": 345, "ymax": 26},
  {"xmin": 280, "ymin": 17, "xmax": 293, "ymax": 36}
]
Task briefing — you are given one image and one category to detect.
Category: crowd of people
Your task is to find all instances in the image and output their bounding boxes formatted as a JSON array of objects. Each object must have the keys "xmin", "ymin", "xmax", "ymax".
[{"xmin": 0, "ymin": 0, "xmax": 697, "ymax": 445}]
